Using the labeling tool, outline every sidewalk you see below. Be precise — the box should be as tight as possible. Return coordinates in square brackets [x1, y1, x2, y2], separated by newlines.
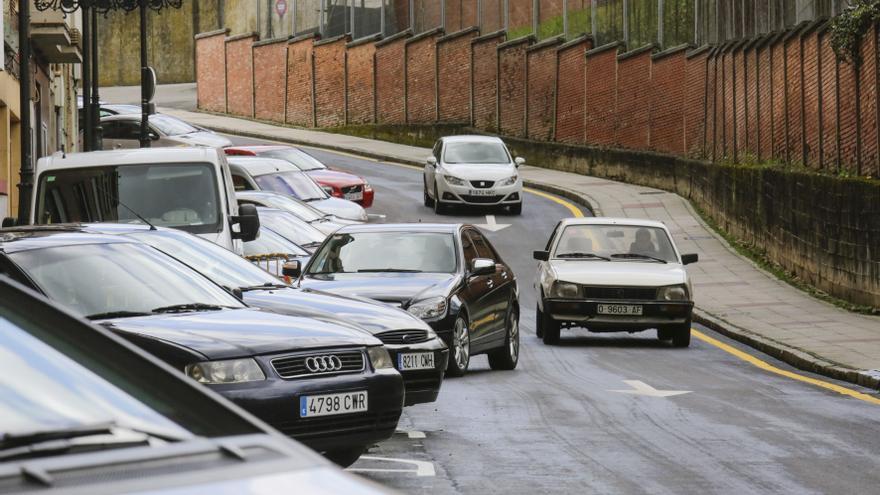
[159, 105, 880, 390]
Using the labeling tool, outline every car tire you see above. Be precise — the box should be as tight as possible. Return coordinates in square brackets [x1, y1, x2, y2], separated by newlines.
[433, 184, 445, 215]
[446, 314, 470, 377]
[671, 319, 692, 348]
[657, 328, 674, 341]
[541, 308, 560, 345]
[488, 306, 519, 370]
[535, 304, 545, 338]
[324, 447, 364, 467]
[423, 179, 434, 207]
[509, 202, 522, 215]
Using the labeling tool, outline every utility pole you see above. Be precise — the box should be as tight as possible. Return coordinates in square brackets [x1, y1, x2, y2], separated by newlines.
[17, 0, 32, 223]
[82, 5, 92, 152]
[139, 2, 150, 148]
[90, 8, 100, 150]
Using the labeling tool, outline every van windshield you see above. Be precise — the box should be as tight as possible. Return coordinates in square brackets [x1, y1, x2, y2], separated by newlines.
[35, 163, 222, 234]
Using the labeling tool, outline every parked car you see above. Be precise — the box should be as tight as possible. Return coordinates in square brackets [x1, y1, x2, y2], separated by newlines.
[424, 135, 524, 215]
[86, 223, 449, 407]
[0, 227, 404, 466]
[93, 103, 218, 133]
[244, 226, 312, 271]
[533, 217, 698, 346]
[0, 275, 393, 494]
[28, 147, 259, 254]
[298, 223, 519, 377]
[228, 156, 368, 222]
[256, 207, 327, 253]
[238, 190, 358, 235]
[226, 145, 374, 207]
[100, 113, 232, 149]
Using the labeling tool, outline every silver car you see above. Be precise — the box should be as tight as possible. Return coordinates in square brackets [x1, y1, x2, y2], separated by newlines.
[100, 113, 232, 149]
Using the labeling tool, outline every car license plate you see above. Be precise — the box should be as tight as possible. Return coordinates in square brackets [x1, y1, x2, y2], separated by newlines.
[398, 352, 435, 371]
[344, 191, 363, 201]
[299, 391, 368, 418]
[597, 304, 644, 316]
[467, 189, 496, 196]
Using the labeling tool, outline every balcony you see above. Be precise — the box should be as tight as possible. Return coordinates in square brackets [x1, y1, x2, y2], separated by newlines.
[29, 5, 81, 63]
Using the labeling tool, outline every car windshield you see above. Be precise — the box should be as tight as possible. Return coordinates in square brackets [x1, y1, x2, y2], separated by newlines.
[254, 171, 327, 201]
[244, 227, 309, 258]
[127, 230, 280, 289]
[148, 114, 199, 136]
[257, 209, 326, 247]
[9, 242, 244, 318]
[308, 232, 457, 274]
[35, 163, 222, 235]
[444, 142, 510, 164]
[553, 224, 678, 263]
[260, 148, 327, 171]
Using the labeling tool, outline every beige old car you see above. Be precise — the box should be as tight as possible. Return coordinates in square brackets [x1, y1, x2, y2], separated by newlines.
[533, 217, 698, 347]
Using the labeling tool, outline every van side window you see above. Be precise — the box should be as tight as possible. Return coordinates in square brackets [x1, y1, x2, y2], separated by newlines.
[232, 174, 252, 191]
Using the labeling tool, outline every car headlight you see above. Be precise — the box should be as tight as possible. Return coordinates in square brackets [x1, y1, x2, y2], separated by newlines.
[443, 175, 466, 186]
[186, 359, 265, 384]
[552, 281, 580, 298]
[367, 346, 394, 369]
[658, 285, 689, 301]
[407, 297, 448, 320]
[498, 175, 518, 186]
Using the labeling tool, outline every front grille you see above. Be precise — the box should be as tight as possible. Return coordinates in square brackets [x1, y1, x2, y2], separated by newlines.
[460, 194, 505, 204]
[271, 350, 365, 379]
[341, 185, 363, 195]
[582, 286, 658, 300]
[376, 329, 430, 345]
[272, 410, 402, 441]
[470, 180, 495, 189]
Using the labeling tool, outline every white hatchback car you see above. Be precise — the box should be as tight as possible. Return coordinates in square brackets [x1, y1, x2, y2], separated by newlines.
[423, 135, 524, 214]
[534, 217, 699, 347]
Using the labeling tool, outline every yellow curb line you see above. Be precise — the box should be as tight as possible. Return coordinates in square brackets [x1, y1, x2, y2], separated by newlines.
[523, 187, 583, 218]
[692, 329, 880, 406]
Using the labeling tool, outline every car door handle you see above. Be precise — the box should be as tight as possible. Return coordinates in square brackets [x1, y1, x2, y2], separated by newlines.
[487, 279, 494, 288]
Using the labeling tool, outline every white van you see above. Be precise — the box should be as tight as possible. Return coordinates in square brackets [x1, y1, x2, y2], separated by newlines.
[29, 147, 259, 253]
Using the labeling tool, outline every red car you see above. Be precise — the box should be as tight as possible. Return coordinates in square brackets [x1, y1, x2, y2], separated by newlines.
[225, 145, 374, 207]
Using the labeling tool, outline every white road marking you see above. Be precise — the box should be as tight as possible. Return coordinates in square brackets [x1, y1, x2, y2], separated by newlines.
[348, 456, 436, 477]
[406, 430, 426, 439]
[475, 215, 511, 232]
[610, 380, 692, 397]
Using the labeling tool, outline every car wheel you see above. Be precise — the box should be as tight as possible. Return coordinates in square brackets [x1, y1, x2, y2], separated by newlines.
[657, 328, 674, 341]
[446, 315, 470, 377]
[423, 179, 434, 207]
[489, 306, 519, 370]
[671, 318, 692, 348]
[433, 184, 445, 214]
[509, 202, 522, 215]
[324, 447, 364, 467]
[541, 309, 560, 345]
[535, 303, 545, 338]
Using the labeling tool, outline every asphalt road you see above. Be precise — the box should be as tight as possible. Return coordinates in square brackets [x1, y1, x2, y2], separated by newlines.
[226, 134, 880, 494]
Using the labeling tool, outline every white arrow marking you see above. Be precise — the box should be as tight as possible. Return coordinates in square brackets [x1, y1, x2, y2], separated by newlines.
[348, 456, 436, 477]
[610, 380, 692, 398]
[475, 215, 511, 232]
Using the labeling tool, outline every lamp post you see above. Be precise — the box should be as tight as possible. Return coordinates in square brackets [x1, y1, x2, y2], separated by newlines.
[17, 0, 32, 224]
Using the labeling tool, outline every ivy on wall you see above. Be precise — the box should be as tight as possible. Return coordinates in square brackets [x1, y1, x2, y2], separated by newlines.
[830, 0, 880, 66]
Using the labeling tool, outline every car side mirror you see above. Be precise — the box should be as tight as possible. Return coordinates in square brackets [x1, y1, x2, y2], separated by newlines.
[227, 287, 244, 300]
[681, 253, 699, 265]
[533, 250, 549, 261]
[231, 203, 260, 242]
[470, 258, 495, 276]
[2, 217, 17, 228]
[282, 260, 302, 279]
[514, 157, 525, 167]
[426, 156, 437, 167]
[148, 131, 160, 140]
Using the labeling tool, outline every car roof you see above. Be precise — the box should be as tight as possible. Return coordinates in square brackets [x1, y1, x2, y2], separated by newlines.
[440, 135, 505, 144]
[102, 104, 142, 114]
[558, 217, 668, 229]
[0, 226, 138, 254]
[36, 147, 221, 171]
[226, 145, 292, 153]
[227, 156, 299, 176]
[335, 223, 464, 234]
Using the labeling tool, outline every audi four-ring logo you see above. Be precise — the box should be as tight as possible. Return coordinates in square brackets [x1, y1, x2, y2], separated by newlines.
[305, 355, 344, 373]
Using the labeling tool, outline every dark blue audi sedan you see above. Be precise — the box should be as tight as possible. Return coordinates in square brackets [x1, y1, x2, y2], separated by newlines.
[0, 227, 403, 467]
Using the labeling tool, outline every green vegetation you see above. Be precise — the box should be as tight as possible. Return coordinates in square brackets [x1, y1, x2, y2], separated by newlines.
[830, 0, 880, 66]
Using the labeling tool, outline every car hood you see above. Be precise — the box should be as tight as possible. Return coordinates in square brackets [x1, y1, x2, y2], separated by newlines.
[308, 197, 368, 221]
[102, 308, 379, 360]
[549, 260, 688, 288]
[440, 163, 517, 181]
[243, 287, 433, 335]
[170, 131, 233, 148]
[306, 169, 363, 187]
[299, 273, 459, 307]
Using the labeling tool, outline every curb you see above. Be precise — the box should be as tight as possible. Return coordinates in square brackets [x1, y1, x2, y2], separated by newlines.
[196, 117, 880, 392]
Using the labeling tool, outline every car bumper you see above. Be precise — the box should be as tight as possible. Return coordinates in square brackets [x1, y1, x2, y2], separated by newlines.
[544, 299, 693, 330]
[385, 339, 449, 406]
[211, 368, 403, 453]
[439, 181, 522, 206]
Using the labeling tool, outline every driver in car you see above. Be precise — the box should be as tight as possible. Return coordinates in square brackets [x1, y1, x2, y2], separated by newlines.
[629, 228, 658, 257]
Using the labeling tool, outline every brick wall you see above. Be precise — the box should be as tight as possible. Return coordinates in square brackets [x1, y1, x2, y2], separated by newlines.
[616, 47, 653, 150]
[858, 25, 879, 176]
[286, 34, 316, 127]
[584, 43, 620, 147]
[745, 42, 759, 159]
[471, 31, 506, 130]
[437, 28, 479, 123]
[819, 29, 838, 169]
[526, 37, 563, 141]
[554, 36, 592, 144]
[802, 30, 821, 169]
[346, 36, 379, 125]
[508, 0, 533, 30]
[375, 31, 411, 124]
[497, 37, 532, 137]
[757, 41, 773, 160]
[650, 47, 687, 155]
[195, 30, 228, 113]
[253, 39, 287, 123]
[785, 33, 804, 166]
[225, 33, 257, 117]
[314, 36, 349, 128]
[406, 29, 443, 123]
[771, 39, 787, 161]
[733, 46, 747, 159]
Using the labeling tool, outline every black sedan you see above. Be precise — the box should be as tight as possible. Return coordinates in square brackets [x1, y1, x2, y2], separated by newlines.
[0, 227, 403, 467]
[86, 223, 449, 406]
[297, 224, 520, 377]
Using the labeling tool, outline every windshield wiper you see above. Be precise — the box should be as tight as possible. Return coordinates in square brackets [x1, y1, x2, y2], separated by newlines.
[610, 253, 668, 264]
[357, 268, 423, 273]
[86, 310, 153, 320]
[239, 283, 289, 292]
[151, 303, 228, 314]
[556, 252, 610, 261]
